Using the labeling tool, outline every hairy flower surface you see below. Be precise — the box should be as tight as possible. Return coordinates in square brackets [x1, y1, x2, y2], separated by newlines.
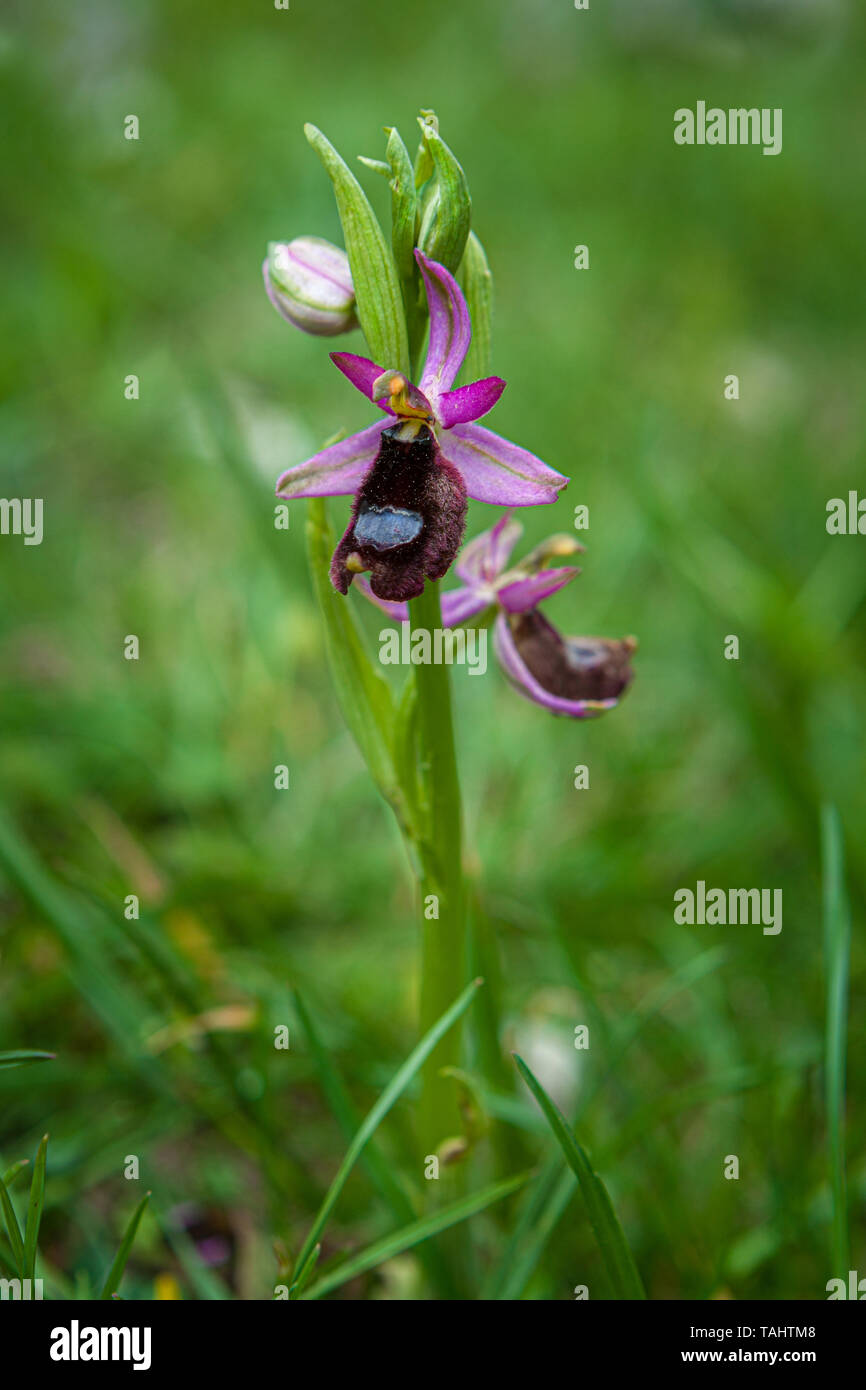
[359, 513, 635, 717]
[276, 252, 567, 601]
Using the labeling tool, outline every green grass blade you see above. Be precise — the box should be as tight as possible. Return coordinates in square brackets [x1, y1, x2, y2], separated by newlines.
[499, 1166, 578, 1302]
[301, 1171, 530, 1301]
[0, 811, 162, 1082]
[0, 1050, 56, 1069]
[489, 949, 727, 1300]
[292, 988, 407, 1207]
[514, 1054, 646, 1300]
[22, 1133, 48, 1280]
[0, 1172, 26, 1276]
[291, 977, 482, 1288]
[291, 988, 457, 1299]
[491, 1059, 776, 1301]
[1, 1160, 30, 1189]
[99, 1192, 151, 1299]
[483, 1155, 568, 1300]
[821, 803, 851, 1277]
[288, 1243, 320, 1299]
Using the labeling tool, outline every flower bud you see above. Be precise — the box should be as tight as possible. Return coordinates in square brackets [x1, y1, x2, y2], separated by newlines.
[263, 236, 357, 336]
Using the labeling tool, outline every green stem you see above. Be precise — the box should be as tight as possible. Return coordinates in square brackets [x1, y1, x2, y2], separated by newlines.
[409, 580, 467, 1155]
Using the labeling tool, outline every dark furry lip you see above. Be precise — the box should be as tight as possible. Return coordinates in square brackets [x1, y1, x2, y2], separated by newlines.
[509, 611, 635, 702]
[330, 422, 467, 603]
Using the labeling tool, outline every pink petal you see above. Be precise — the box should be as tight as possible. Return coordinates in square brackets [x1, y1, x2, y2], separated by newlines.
[415, 251, 471, 401]
[330, 352, 394, 412]
[493, 614, 617, 719]
[353, 577, 409, 621]
[275, 421, 386, 499]
[496, 567, 580, 614]
[437, 376, 506, 428]
[441, 422, 568, 506]
[456, 513, 523, 584]
[441, 585, 495, 627]
[355, 577, 491, 628]
[275, 238, 353, 299]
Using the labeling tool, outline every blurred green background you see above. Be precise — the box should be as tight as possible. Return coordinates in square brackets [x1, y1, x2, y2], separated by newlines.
[1, 0, 863, 1299]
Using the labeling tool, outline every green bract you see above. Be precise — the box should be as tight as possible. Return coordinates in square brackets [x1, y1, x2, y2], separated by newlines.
[304, 123, 410, 375]
[415, 115, 471, 274]
[459, 230, 493, 380]
[384, 126, 417, 283]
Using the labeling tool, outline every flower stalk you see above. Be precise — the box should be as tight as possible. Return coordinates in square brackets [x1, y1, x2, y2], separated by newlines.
[409, 579, 467, 1154]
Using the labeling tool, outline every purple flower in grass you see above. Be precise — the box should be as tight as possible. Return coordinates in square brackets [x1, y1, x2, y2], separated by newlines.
[359, 513, 636, 718]
[276, 251, 568, 602]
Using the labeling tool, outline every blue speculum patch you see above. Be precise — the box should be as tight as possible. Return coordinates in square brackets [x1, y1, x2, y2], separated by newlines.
[353, 504, 424, 552]
[565, 639, 606, 670]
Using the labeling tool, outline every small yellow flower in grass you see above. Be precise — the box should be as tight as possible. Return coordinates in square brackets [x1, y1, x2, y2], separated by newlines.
[153, 1273, 182, 1300]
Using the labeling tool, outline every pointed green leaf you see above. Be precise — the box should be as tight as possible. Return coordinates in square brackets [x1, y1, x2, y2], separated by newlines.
[23, 1133, 48, 1281]
[301, 1170, 530, 1300]
[289, 1242, 320, 1298]
[416, 117, 471, 274]
[1, 1160, 29, 1189]
[486, 1159, 572, 1301]
[292, 988, 414, 1223]
[514, 1054, 646, 1299]
[0, 811, 161, 1080]
[459, 231, 493, 381]
[0, 1172, 25, 1276]
[292, 978, 483, 1287]
[413, 109, 437, 188]
[292, 985, 456, 1298]
[100, 1192, 151, 1299]
[305, 123, 409, 374]
[384, 127, 418, 283]
[357, 156, 391, 177]
[488, 946, 730, 1300]
[0, 1049, 56, 1069]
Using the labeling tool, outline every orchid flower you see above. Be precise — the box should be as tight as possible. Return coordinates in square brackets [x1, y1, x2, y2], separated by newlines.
[275, 251, 568, 602]
[359, 513, 636, 718]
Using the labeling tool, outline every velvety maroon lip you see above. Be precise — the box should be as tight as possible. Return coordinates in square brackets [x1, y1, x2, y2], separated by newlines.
[329, 423, 467, 603]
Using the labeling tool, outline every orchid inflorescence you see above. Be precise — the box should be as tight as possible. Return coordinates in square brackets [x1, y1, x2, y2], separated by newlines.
[263, 113, 635, 718]
[260, 111, 637, 1165]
